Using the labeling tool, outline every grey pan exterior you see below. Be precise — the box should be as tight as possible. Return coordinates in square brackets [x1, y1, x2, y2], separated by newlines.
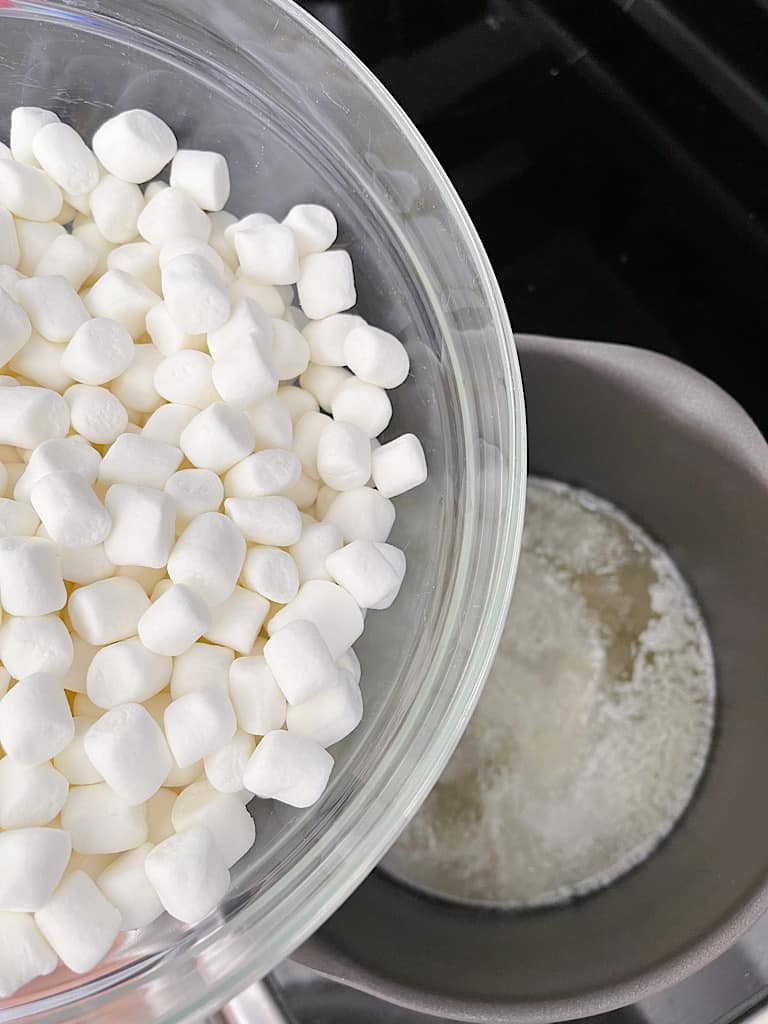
[295, 333, 768, 1022]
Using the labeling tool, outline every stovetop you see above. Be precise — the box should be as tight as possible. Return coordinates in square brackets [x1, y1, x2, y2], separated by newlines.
[259, 3, 768, 1022]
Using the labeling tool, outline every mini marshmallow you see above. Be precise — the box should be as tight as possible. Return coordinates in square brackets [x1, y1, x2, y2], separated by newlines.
[0, 160, 62, 221]
[228, 656, 286, 735]
[30, 471, 111, 547]
[314, 484, 339, 520]
[297, 250, 355, 320]
[230, 279, 287, 319]
[50, 533, 115, 587]
[293, 410, 331, 478]
[234, 223, 299, 286]
[207, 297, 272, 360]
[103, 484, 176, 568]
[331, 378, 392, 438]
[203, 586, 269, 654]
[145, 300, 205, 356]
[161, 252, 229, 334]
[15, 275, 88, 343]
[264, 619, 339, 705]
[96, 843, 163, 930]
[287, 673, 363, 747]
[14, 436, 100, 502]
[138, 584, 211, 656]
[9, 332, 73, 392]
[164, 686, 237, 767]
[243, 730, 333, 807]
[267, 580, 364, 660]
[0, 207, 20, 268]
[142, 402, 198, 445]
[92, 109, 177, 184]
[61, 783, 147, 854]
[0, 537, 67, 616]
[337, 647, 361, 686]
[344, 324, 409, 389]
[0, 288, 32, 365]
[323, 486, 395, 543]
[249, 394, 294, 451]
[144, 180, 168, 200]
[146, 788, 176, 844]
[168, 511, 246, 605]
[85, 271, 160, 341]
[116, 564, 167, 594]
[171, 642, 234, 699]
[172, 782, 255, 867]
[0, 828, 71, 912]
[224, 448, 301, 499]
[31, 122, 99, 196]
[316, 420, 371, 491]
[165, 468, 223, 523]
[15, 219, 66, 276]
[53, 717, 102, 785]
[107, 241, 161, 292]
[212, 335, 277, 410]
[371, 432, 428, 497]
[84, 703, 172, 805]
[60, 637, 99, 693]
[0, 674, 72, 766]
[34, 870, 121, 974]
[86, 638, 171, 708]
[207, 209, 238, 265]
[0, 759, 69, 829]
[144, 824, 229, 924]
[302, 313, 364, 366]
[285, 471, 319, 509]
[0, 267, 24, 302]
[179, 402, 255, 474]
[225, 495, 302, 546]
[0, 497, 39, 538]
[65, 384, 129, 444]
[241, 546, 299, 604]
[204, 731, 256, 793]
[283, 204, 337, 256]
[272, 318, 310, 380]
[154, 349, 216, 408]
[0, 912, 58, 998]
[89, 174, 144, 243]
[170, 149, 230, 212]
[10, 107, 60, 164]
[290, 521, 343, 583]
[68, 576, 150, 645]
[61, 317, 134, 385]
[138, 186, 210, 247]
[279, 384, 319, 424]
[158, 236, 229, 280]
[34, 233, 99, 291]
[100, 432, 182, 489]
[299, 364, 352, 412]
[0, 614, 73, 679]
[326, 541, 405, 609]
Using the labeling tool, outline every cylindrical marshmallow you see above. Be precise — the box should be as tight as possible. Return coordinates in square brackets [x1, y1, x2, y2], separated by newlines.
[84, 703, 172, 805]
[241, 545, 299, 604]
[103, 484, 176, 568]
[282, 204, 337, 256]
[287, 673, 363, 748]
[85, 271, 160, 341]
[138, 584, 212, 656]
[170, 149, 230, 212]
[331, 378, 392, 438]
[31, 122, 99, 196]
[297, 250, 355, 320]
[92, 110, 177, 184]
[90, 174, 145, 243]
[0, 673, 73, 766]
[224, 495, 302, 547]
[344, 323, 409, 389]
[30, 471, 111, 548]
[61, 317, 134, 385]
[96, 843, 163, 930]
[86, 638, 171, 708]
[302, 313, 364, 366]
[323, 486, 396, 543]
[0, 758, 69, 829]
[164, 468, 223, 523]
[167, 512, 246, 605]
[65, 384, 129, 444]
[163, 687, 237, 767]
[15, 275, 88, 343]
[179, 402, 255, 474]
[267, 579, 364, 660]
[61, 783, 147, 854]
[0, 827, 71, 912]
[138, 186, 210, 247]
[263, 619, 339, 705]
[243, 730, 333, 807]
[228, 656, 286, 735]
[203, 586, 269, 654]
[223, 448, 301, 498]
[161, 253, 229, 334]
[144, 824, 229, 924]
[0, 536, 67, 616]
[0, 160, 62, 221]
[170, 642, 234, 700]
[316, 420, 371, 491]
[290, 521, 343, 583]
[0, 613, 73, 679]
[234, 223, 299, 286]
[68, 576, 150, 645]
[204, 731, 256, 794]
[371, 432, 428, 497]
[272, 318, 310, 380]
[171, 782, 255, 867]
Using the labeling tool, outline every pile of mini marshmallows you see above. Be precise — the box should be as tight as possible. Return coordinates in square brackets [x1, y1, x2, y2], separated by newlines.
[0, 107, 426, 997]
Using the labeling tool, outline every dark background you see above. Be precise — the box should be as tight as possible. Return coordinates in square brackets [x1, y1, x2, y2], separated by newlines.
[297, 0, 768, 433]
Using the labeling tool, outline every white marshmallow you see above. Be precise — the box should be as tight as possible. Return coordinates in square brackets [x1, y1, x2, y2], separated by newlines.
[267, 579, 364, 659]
[297, 250, 355, 320]
[68, 576, 150, 645]
[0, 160, 62, 221]
[212, 335, 277, 410]
[138, 583, 211, 656]
[225, 495, 302, 547]
[0, 497, 39, 538]
[0, 758, 69, 829]
[302, 313, 364, 366]
[228, 656, 286, 735]
[283, 204, 337, 256]
[206, 297, 271, 360]
[142, 402, 197, 445]
[86, 638, 171, 708]
[171, 642, 234, 699]
[0, 613, 73, 679]
[145, 300, 205, 356]
[234, 223, 299, 285]
[224, 449, 300, 500]
[168, 511, 246, 605]
[204, 731, 256, 793]
[84, 703, 171, 805]
[230, 277, 286, 315]
[34, 233, 99, 291]
[92, 109, 177, 184]
[293, 410, 331, 478]
[86, 270, 160, 341]
[14, 436, 100, 502]
[164, 468, 223, 523]
[30, 471, 111, 548]
[45, 536, 112, 591]
[316, 420, 371, 491]
[144, 824, 229, 924]
[0, 911, 58, 998]
[323, 486, 395, 542]
[0, 673, 72, 766]
[243, 730, 333, 807]
[61, 783, 147, 854]
[161, 252, 229, 334]
[164, 687, 237, 767]
[272, 318, 310, 380]
[158, 235, 229, 281]
[138, 186, 210, 247]
[143, 180, 168, 200]
[249, 394, 293, 451]
[61, 317, 134, 385]
[107, 241, 161, 292]
[103, 483, 176, 569]
[179, 402, 255, 474]
[116, 564, 167, 594]
[338, 647, 361, 685]
[15, 275, 88, 343]
[31, 122, 99, 195]
[154, 349, 216, 408]
[9, 331, 73, 391]
[65, 384, 129, 444]
[203, 586, 269, 654]
[279, 384, 319, 424]
[207, 210, 238, 266]
[172, 782, 255, 867]
[89, 174, 144, 243]
[0, 287, 32, 365]
[99, 433, 181, 491]
[345, 323, 409, 389]
[14, 219, 65, 275]
[287, 673, 363, 747]
[35, 870, 121, 974]
[371, 432, 428, 497]
[96, 843, 163, 930]
[264, 619, 339, 705]
[241, 546, 299, 604]
[0, 206, 20, 268]
[290, 521, 343, 583]
[53, 717, 102, 785]
[299, 364, 352, 413]
[170, 150, 230, 212]
[146, 787, 176, 843]
[332, 378, 392, 438]
[0, 267, 24, 302]
[326, 540, 405, 610]
[314, 484, 338, 520]
[59, 637, 99, 693]
[224, 213, 276, 243]
[0, 537, 67, 616]
[0, 828, 71, 911]
[10, 107, 60, 164]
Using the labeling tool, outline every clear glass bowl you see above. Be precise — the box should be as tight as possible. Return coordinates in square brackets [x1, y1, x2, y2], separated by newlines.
[0, 2, 526, 1020]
